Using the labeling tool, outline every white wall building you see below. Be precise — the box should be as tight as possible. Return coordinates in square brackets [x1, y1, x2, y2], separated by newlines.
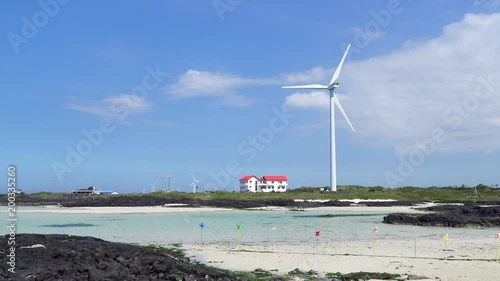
[239, 175, 288, 192]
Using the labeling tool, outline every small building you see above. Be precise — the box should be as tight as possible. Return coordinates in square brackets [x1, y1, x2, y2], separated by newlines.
[11, 188, 23, 194]
[99, 190, 120, 195]
[73, 186, 100, 195]
[239, 175, 288, 192]
[239, 175, 260, 192]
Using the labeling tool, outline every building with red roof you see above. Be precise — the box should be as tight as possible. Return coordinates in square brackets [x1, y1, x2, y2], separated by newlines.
[239, 175, 288, 192]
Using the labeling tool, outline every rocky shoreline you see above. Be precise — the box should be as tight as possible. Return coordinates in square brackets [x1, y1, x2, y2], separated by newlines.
[383, 202, 500, 227]
[0, 193, 424, 209]
[0, 234, 271, 281]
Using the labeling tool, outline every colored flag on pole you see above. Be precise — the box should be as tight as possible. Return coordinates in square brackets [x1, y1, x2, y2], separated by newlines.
[236, 224, 241, 230]
[496, 233, 499, 263]
[443, 234, 449, 242]
[272, 226, 277, 231]
[199, 222, 205, 249]
[372, 226, 378, 255]
[314, 231, 320, 255]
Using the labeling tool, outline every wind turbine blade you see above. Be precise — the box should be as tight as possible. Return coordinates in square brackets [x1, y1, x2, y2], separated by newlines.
[282, 84, 328, 89]
[333, 94, 355, 132]
[191, 173, 195, 181]
[329, 44, 351, 86]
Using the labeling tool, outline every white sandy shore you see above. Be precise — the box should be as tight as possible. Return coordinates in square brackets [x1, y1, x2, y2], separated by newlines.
[18, 206, 234, 214]
[255, 205, 429, 214]
[184, 238, 500, 281]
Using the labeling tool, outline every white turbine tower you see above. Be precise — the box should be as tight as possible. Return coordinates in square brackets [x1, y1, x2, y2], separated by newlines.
[149, 182, 156, 193]
[191, 174, 201, 193]
[282, 44, 355, 192]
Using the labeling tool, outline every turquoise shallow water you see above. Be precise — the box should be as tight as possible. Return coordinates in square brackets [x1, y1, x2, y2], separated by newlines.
[5, 207, 500, 247]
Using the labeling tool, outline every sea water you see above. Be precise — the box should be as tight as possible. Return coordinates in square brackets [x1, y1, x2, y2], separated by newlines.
[5, 207, 500, 249]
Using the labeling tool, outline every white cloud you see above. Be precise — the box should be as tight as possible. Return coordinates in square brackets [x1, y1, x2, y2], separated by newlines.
[283, 13, 500, 155]
[280, 67, 330, 85]
[164, 69, 271, 107]
[485, 117, 500, 126]
[67, 94, 153, 124]
[474, 0, 500, 9]
[165, 70, 250, 98]
[102, 95, 151, 113]
[163, 68, 331, 107]
[284, 92, 329, 109]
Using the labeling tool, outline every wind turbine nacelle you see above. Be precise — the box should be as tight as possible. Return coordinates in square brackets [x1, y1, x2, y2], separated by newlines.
[328, 82, 340, 90]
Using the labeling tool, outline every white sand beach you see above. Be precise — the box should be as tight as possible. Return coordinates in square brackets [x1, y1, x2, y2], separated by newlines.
[185, 238, 500, 281]
[19, 206, 234, 214]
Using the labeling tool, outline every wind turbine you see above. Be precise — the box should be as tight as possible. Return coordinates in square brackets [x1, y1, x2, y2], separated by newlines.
[191, 174, 201, 193]
[471, 177, 479, 197]
[282, 44, 355, 192]
[149, 182, 157, 193]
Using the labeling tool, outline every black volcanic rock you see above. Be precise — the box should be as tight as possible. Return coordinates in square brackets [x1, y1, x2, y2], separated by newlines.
[0, 193, 430, 210]
[1, 193, 361, 209]
[0, 234, 247, 281]
[383, 204, 500, 227]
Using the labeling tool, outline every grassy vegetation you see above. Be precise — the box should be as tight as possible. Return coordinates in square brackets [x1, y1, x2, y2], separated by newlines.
[27, 192, 67, 199]
[143, 184, 500, 202]
[144, 243, 188, 262]
[15, 184, 500, 203]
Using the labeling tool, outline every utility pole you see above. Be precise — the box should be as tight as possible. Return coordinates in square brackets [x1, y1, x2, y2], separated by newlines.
[168, 175, 171, 192]
[162, 174, 165, 191]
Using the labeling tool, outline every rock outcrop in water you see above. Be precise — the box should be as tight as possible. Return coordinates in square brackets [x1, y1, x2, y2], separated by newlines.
[383, 203, 500, 227]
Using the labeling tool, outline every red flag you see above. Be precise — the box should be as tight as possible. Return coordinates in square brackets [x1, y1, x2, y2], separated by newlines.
[373, 226, 378, 233]
[315, 231, 320, 237]
[496, 233, 500, 239]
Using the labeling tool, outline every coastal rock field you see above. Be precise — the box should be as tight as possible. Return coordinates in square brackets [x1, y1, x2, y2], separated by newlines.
[0, 234, 246, 281]
[383, 203, 500, 227]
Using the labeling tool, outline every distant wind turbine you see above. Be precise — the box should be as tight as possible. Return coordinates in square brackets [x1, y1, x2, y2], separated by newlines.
[471, 177, 479, 196]
[282, 44, 355, 192]
[191, 174, 201, 193]
[149, 182, 157, 193]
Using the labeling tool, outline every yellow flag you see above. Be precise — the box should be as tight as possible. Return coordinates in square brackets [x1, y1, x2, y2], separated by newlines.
[443, 234, 449, 242]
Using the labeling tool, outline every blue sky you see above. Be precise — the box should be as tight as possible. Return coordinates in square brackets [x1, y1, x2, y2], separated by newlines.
[1, 0, 500, 193]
